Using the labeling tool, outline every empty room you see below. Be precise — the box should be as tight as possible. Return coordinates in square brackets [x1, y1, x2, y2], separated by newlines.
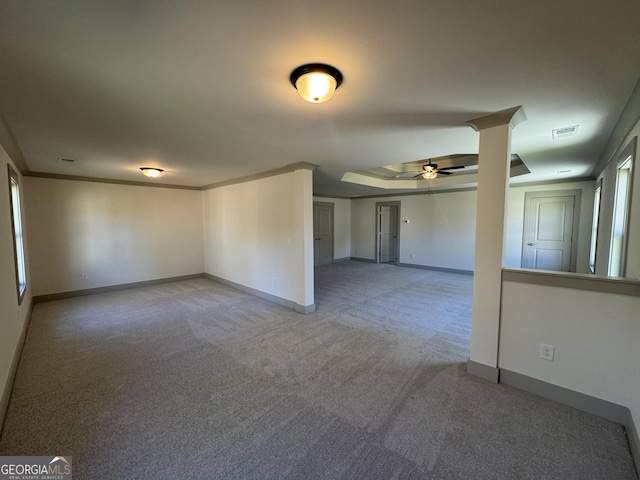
[1, 1, 640, 479]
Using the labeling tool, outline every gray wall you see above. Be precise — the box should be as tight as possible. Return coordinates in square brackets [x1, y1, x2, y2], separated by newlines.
[0, 145, 32, 430]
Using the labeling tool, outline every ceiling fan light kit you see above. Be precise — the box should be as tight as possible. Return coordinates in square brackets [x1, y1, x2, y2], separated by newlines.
[414, 161, 465, 180]
[290, 63, 343, 103]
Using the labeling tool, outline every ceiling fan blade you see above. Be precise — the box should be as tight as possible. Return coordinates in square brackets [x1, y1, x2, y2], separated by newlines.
[438, 165, 465, 171]
[413, 173, 424, 178]
[438, 171, 452, 175]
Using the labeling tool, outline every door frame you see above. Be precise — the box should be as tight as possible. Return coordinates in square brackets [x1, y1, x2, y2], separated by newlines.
[313, 201, 334, 266]
[375, 201, 401, 264]
[521, 189, 581, 272]
[607, 141, 635, 277]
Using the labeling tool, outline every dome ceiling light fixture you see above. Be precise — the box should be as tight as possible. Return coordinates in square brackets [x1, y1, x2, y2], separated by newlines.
[140, 167, 164, 178]
[290, 63, 343, 103]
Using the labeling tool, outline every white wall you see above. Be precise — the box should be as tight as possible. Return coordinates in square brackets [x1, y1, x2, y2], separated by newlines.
[350, 198, 376, 260]
[350, 191, 478, 270]
[203, 169, 314, 309]
[349, 181, 594, 273]
[25, 177, 204, 296]
[0, 145, 32, 428]
[504, 180, 595, 273]
[499, 281, 640, 428]
[313, 196, 351, 260]
[499, 120, 640, 442]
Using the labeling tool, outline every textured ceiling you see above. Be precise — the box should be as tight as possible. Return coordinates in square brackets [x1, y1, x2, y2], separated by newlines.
[1, 0, 639, 196]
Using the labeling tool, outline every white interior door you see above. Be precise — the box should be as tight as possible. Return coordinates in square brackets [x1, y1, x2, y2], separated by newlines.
[379, 205, 398, 263]
[313, 204, 333, 266]
[523, 194, 575, 271]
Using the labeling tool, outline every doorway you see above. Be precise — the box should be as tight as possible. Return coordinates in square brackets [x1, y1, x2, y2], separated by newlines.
[522, 190, 581, 272]
[313, 202, 334, 266]
[376, 202, 400, 264]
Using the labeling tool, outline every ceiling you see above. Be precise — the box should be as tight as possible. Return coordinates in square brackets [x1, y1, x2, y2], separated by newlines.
[1, 0, 639, 197]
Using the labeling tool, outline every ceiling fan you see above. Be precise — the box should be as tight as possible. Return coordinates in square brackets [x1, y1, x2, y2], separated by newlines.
[412, 161, 465, 179]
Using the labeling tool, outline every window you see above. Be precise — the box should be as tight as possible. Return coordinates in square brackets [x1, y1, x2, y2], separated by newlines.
[608, 155, 633, 277]
[589, 180, 602, 273]
[8, 165, 27, 303]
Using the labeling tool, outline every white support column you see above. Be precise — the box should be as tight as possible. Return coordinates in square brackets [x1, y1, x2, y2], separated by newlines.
[466, 106, 526, 382]
[295, 166, 316, 313]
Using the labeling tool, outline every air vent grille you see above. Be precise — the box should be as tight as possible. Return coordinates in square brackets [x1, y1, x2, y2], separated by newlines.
[552, 125, 579, 139]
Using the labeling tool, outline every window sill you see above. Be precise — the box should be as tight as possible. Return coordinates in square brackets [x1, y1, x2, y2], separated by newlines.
[502, 268, 640, 297]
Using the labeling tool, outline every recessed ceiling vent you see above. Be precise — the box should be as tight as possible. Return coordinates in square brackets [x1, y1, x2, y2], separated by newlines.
[552, 125, 579, 139]
[59, 158, 76, 164]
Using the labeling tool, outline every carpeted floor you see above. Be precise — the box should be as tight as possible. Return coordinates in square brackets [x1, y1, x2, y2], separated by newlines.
[0, 261, 637, 479]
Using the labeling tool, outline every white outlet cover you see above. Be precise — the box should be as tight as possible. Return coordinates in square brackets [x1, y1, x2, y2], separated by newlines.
[540, 344, 554, 361]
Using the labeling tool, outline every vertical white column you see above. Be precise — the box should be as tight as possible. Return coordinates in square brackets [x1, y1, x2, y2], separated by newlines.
[467, 106, 525, 382]
[293, 164, 316, 313]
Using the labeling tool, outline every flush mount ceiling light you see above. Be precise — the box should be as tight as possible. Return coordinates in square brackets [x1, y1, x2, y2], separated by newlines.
[290, 63, 343, 103]
[140, 167, 164, 178]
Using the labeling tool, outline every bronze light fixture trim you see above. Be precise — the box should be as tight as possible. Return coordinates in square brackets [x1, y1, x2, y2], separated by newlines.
[290, 63, 343, 103]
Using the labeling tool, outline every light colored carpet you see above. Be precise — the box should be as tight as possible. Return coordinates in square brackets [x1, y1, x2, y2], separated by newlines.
[0, 261, 637, 479]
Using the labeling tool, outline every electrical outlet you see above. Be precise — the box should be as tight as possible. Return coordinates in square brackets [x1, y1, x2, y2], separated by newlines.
[410, 253, 415, 259]
[540, 344, 554, 361]
[272, 277, 277, 287]
[81, 273, 88, 280]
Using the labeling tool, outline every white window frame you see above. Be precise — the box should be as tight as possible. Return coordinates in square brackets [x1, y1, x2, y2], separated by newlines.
[589, 179, 602, 274]
[608, 151, 634, 277]
[8, 164, 27, 304]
